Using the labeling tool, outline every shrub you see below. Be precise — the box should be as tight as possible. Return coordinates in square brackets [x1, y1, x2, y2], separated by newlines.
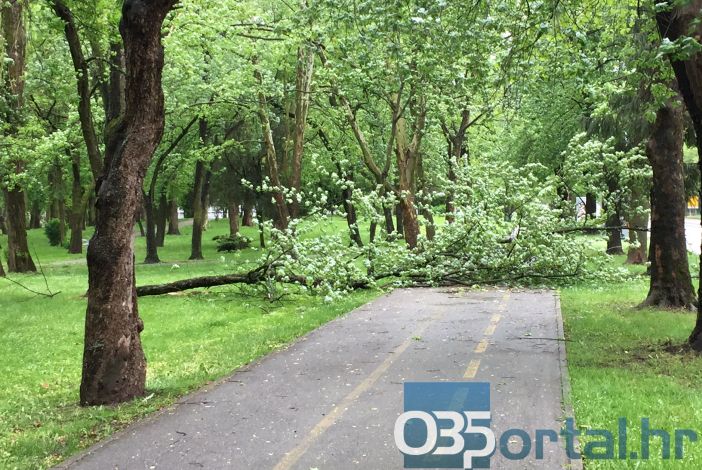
[215, 233, 252, 252]
[44, 219, 62, 246]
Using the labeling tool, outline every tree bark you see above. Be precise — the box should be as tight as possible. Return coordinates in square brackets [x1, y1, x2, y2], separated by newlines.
[190, 155, 211, 260]
[440, 110, 472, 223]
[29, 201, 41, 229]
[254, 65, 290, 231]
[289, 45, 315, 218]
[393, 94, 426, 249]
[1, 0, 36, 273]
[143, 191, 160, 264]
[81, 0, 175, 406]
[641, 96, 695, 309]
[585, 193, 597, 219]
[51, 0, 104, 180]
[68, 150, 90, 254]
[657, 0, 702, 347]
[228, 196, 240, 236]
[626, 188, 649, 265]
[605, 179, 624, 255]
[242, 202, 254, 227]
[167, 198, 180, 235]
[0, 244, 5, 277]
[156, 193, 168, 247]
[4, 186, 36, 272]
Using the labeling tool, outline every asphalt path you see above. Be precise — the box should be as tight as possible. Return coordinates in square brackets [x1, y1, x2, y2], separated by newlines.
[58, 288, 578, 470]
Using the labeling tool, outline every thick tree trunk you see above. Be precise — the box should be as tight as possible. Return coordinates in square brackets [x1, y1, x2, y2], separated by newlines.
[641, 97, 695, 309]
[657, 0, 702, 347]
[81, 0, 174, 406]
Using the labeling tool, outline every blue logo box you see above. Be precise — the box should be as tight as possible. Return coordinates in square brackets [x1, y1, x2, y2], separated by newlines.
[401, 382, 492, 468]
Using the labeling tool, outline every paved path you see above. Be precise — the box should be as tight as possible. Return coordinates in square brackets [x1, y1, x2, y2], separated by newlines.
[58, 288, 577, 470]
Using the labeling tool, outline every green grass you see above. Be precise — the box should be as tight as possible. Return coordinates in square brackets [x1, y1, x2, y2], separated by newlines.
[0, 218, 384, 469]
[561, 250, 702, 469]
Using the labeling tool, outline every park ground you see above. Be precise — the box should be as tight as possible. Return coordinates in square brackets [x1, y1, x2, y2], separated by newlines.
[1, 219, 702, 468]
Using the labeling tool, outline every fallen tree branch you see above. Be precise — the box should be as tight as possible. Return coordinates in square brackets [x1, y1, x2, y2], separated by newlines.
[136, 268, 373, 297]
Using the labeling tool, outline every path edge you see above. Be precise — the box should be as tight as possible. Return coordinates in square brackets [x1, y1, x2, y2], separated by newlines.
[555, 291, 583, 470]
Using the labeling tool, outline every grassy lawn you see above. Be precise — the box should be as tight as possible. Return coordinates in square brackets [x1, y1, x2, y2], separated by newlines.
[561, 249, 702, 469]
[0, 218, 384, 469]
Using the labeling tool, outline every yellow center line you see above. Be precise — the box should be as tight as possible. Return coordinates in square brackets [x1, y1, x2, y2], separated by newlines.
[464, 359, 481, 379]
[272, 310, 444, 470]
[464, 291, 511, 379]
[474, 338, 490, 353]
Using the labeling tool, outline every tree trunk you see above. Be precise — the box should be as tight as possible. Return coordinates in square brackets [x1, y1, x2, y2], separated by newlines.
[52, 0, 104, 180]
[4, 187, 36, 273]
[383, 205, 395, 234]
[29, 201, 41, 229]
[289, 45, 314, 218]
[395, 203, 405, 238]
[341, 181, 363, 247]
[81, 0, 174, 406]
[605, 180, 624, 255]
[242, 202, 254, 227]
[1, 0, 35, 273]
[585, 193, 597, 219]
[657, 0, 702, 347]
[626, 188, 649, 265]
[440, 110, 471, 224]
[143, 192, 160, 264]
[228, 197, 240, 236]
[641, 96, 695, 309]
[0, 245, 5, 277]
[254, 65, 290, 231]
[156, 193, 168, 247]
[167, 198, 180, 235]
[190, 160, 206, 260]
[190, 156, 210, 260]
[68, 151, 87, 254]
